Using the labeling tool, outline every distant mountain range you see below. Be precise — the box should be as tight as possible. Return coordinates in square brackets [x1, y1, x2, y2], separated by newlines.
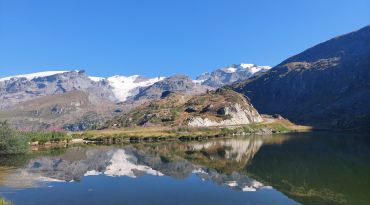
[0, 64, 263, 130]
[0, 64, 265, 110]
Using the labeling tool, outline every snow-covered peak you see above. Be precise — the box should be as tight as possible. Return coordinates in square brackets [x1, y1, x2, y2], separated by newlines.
[219, 63, 271, 75]
[0, 71, 71, 82]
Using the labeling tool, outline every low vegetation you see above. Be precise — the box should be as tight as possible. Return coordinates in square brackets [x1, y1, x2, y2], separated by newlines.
[19, 127, 72, 144]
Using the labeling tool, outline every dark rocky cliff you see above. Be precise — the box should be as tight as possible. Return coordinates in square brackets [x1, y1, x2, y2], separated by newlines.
[232, 25, 370, 130]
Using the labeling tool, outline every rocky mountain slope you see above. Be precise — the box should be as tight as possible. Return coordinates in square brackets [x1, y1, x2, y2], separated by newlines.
[0, 63, 268, 112]
[231, 25, 370, 130]
[0, 72, 213, 130]
[0, 90, 134, 131]
[125, 74, 213, 104]
[195, 64, 271, 87]
[105, 88, 262, 128]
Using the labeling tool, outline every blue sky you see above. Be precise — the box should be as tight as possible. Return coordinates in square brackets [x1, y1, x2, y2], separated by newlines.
[0, 0, 369, 79]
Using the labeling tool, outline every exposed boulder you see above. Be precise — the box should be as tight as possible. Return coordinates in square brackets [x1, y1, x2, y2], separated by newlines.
[186, 103, 263, 127]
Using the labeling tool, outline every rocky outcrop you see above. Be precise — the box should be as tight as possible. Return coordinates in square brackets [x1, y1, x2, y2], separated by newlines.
[232, 25, 370, 130]
[185, 103, 263, 127]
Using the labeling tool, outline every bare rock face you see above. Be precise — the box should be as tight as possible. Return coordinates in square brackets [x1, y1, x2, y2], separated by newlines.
[131, 74, 211, 102]
[186, 103, 263, 127]
[196, 72, 211, 81]
[133, 75, 150, 83]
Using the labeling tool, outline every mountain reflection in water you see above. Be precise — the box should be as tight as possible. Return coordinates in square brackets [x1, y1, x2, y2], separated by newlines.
[3, 136, 273, 192]
[0, 133, 369, 205]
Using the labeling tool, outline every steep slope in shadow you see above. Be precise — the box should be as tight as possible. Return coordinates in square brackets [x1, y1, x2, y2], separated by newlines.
[232, 25, 370, 130]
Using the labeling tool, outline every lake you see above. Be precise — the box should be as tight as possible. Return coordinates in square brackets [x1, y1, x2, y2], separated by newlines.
[0, 132, 369, 205]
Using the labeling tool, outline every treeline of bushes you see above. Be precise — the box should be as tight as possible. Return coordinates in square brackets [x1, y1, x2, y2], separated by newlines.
[0, 121, 30, 155]
[0, 121, 72, 155]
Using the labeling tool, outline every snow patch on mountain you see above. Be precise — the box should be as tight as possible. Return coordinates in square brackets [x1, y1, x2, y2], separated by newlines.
[88, 76, 105, 82]
[105, 75, 165, 102]
[226, 67, 237, 73]
[0, 71, 69, 82]
[193, 79, 206, 84]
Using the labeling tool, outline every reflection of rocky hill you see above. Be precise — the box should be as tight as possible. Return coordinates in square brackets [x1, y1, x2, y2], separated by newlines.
[188, 137, 263, 162]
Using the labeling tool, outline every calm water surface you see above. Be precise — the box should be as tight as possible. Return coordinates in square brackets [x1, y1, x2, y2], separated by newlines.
[0, 132, 369, 205]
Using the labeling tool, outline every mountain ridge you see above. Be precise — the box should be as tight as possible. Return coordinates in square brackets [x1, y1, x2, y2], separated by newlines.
[231, 25, 370, 130]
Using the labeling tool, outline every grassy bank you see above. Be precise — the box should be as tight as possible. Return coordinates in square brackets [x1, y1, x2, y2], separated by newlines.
[72, 118, 308, 142]
[72, 125, 234, 141]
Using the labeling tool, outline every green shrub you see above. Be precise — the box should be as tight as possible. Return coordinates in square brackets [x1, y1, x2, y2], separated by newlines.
[0, 121, 30, 155]
[171, 111, 178, 121]
[38, 138, 48, 144]
[0, 198, 14, 205]
[121, 120, 126, 128]
[216, 114, 232, 120]
[199, 98, 206, 105]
